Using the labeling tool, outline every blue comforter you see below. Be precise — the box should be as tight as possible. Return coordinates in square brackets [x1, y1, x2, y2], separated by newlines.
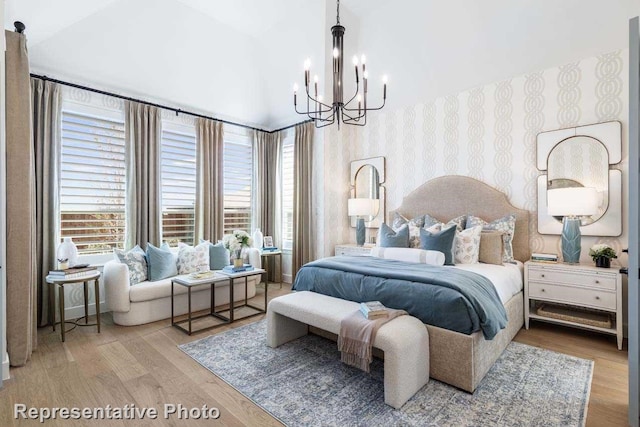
[292, 256, 508, 339]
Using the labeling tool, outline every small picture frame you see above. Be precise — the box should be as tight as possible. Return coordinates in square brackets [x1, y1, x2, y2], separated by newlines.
[263, 236, 274, 248]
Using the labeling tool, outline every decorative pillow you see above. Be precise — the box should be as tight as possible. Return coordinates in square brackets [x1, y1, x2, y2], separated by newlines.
[370, 247, 445, 266]
[479, 232, 505, 265]
[146, 242, 178, 281]
[378, 223, 410, 248]
[466, 214, 516, 262]
[114, 245, 148, 285]
[201, 240, 231, 270]
[392, 213, 424, 248]
[424, 214, 467, 232]
[177, 242, 210, 274]
[419, 225, 456, 265]
[454, 225, 482, 264]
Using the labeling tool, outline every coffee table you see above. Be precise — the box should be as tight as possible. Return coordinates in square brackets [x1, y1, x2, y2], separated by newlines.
[171, 268, 265, 335]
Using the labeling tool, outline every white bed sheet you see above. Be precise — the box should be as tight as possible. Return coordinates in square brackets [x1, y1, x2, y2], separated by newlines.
[451, 261, 524, 304]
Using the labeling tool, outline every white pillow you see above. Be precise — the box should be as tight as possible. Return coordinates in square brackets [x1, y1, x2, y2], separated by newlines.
[177, 242, 210, 274]
[370, 247, 445, 266]
[454, 225, 482, 264]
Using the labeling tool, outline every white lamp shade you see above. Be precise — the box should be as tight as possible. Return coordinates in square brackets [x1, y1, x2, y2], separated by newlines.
[348, 198, 379, 217]
[547, 187, 599, 216]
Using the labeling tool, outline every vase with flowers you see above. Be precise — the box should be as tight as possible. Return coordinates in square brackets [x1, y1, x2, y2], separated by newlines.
[222, 230, 253, 268]
[589, 244, 617, 268]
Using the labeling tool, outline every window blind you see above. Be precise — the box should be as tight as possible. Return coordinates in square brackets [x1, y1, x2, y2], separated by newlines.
[161, 128, 196, 246]
[282, 132, 295, 250]
[60, 110, 126, 255]
[223, 125, 253, 234]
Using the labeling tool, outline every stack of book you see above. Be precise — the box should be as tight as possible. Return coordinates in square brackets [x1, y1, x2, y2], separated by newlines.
[222, 264, 254, 274]
[359, 301, 389, 320]
[531, 253, 558, 263]
[262, 247, 279, 252]
[48, 266, 98, 280]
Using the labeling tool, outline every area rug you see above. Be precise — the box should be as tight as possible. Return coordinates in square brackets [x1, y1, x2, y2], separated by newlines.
[179, 320, 593, 427]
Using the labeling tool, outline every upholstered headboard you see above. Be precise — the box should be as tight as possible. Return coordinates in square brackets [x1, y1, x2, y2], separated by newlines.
[390, 175, 531, 262]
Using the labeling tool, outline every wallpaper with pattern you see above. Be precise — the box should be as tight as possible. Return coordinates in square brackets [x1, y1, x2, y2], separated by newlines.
[320, 50, 628, 267]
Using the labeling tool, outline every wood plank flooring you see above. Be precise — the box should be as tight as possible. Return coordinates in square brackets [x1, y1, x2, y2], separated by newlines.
[0, 285, 629, 426]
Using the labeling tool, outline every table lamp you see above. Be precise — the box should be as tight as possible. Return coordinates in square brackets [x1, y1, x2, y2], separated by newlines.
[348, 198, 379, 246]
[547, 187, 599, 263]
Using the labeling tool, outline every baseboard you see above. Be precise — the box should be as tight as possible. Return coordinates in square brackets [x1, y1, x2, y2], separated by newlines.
[2, 351, 9, 381]
[283, 274, 292, 284]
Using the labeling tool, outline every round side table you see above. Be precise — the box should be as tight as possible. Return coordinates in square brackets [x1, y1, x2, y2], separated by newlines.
[45, 271, 101, 342]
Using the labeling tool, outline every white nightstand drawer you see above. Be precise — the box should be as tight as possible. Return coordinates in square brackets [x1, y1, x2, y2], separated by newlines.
[528, 282, 616, 311]
[527, 267, 616, 291]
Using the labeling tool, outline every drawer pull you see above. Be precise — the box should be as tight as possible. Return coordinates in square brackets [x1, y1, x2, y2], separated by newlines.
[541, 274, 545, 278]
[595, 296, 600, 300]
[541, 288, 545, 292]
[595, 280, 600, 284]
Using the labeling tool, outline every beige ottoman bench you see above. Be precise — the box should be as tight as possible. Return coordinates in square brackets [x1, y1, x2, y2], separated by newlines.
[267, 291, 430, 409]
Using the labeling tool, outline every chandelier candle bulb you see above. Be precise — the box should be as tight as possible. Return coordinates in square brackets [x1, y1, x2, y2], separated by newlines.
[352, 55, 358, 66]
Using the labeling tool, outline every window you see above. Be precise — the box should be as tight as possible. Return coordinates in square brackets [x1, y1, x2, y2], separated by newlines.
[60, 109, 125, 255]
[223, 125, 253, 235]
[161, 126, 196, 246]
[281, 131, 295, 250]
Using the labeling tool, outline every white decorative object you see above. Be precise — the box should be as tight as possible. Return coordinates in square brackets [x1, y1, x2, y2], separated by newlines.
[57, 237, 78, 268]
[253, 228, 264, 249]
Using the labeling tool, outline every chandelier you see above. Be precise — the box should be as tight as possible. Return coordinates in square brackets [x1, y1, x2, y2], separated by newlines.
[293, 0, 387, 129]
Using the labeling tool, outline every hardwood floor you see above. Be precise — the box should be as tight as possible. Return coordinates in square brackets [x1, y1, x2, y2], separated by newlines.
[0, 285, 629, 426]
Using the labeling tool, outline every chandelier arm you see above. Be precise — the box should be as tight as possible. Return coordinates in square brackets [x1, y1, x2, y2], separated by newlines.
[342, 111, 367, 126]
[341, 109, 362, 121]
[342, 82, 360, 109]
[304, 84, 335, 110]
[315, 116, 337, 128]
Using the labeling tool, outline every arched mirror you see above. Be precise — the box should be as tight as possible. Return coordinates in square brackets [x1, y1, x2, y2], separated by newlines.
[537, 121, 622, 237]
[350, 157, 385, 228]
[547, 136, 609, 225]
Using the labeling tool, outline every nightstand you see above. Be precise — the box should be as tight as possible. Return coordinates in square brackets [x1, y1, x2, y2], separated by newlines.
[334, 243, 374, 257]
[524, 261, 623, 350]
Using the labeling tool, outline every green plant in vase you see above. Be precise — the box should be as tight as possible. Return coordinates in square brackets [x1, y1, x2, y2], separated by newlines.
[588, 244, 617, 268]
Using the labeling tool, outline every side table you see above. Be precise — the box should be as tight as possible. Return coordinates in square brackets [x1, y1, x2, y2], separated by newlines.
[45, 271, 101, 342]
[260, 250, 283, 289]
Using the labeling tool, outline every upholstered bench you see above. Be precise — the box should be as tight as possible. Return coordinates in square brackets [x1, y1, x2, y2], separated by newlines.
[267, 291, 430, 409]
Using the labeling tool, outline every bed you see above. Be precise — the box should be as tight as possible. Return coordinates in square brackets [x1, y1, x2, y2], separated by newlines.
[295, 175, 530, 392]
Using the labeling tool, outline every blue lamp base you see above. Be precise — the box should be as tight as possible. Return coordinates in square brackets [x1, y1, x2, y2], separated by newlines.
[561, 217, 581, 264]
[356, 218, 366, 246]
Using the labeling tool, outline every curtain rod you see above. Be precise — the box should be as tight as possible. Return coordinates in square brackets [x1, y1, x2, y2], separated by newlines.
[30, 73, 311, 134]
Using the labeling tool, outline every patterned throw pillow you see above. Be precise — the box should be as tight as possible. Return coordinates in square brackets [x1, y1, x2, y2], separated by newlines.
[424, 214, 467, 232]
[454, 225, 482, 264]
[466, 214, 516, 263]
[114, 245, 148, 285]
[177, 242, 211, 274]
[392, 213, 425, 248]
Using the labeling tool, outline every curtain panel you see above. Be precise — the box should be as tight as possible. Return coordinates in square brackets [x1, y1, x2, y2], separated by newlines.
[5, 30, 37, 366]
[292, 122, 315, 280]
[195, 118, 224, 243]
[124, 101, 162, 249]
[253, 130, 282, 280]
[31, 78, 62, 328]
[253, 131, 282, 244]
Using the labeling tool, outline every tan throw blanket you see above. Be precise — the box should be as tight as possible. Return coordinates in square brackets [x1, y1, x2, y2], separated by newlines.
[338, 309, 407, 372]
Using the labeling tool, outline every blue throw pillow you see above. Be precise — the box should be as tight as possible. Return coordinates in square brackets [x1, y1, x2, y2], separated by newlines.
[420, 225, 456, 265]
[378, 223, 410, 248]
[146, 242, 178, 281]
[200, 239, 230, 270]
[209, 242, 229, 270]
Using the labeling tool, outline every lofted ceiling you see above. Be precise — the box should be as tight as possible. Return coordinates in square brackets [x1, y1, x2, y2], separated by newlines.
[4, 0, 638, 130]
